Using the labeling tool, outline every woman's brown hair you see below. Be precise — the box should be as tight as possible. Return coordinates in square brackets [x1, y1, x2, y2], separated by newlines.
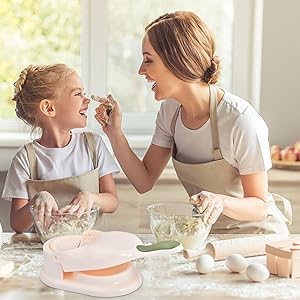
[145, 11, 221, 84]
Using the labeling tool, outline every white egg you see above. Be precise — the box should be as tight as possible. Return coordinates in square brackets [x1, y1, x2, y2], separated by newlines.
[196, 254, 214, 274]
[246, 263, 270, 282]
[225, 253, 248, 273]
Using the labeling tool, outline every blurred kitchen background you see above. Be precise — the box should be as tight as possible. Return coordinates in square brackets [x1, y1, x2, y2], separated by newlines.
[0, 0, 299, 233]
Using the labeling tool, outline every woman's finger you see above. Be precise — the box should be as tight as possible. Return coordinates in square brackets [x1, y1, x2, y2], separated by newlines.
[94, 114, 107, 127]
[197, 195, 210, 213]
[75, 206, 87, 218]
[207, 208, 221, 224]
[203, 199, 215, 223]
[58, 204, 72, 213]
[189, 194, 202, 207]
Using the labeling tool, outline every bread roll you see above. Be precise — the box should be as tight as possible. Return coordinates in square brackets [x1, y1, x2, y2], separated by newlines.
[270, 145, 281, 161]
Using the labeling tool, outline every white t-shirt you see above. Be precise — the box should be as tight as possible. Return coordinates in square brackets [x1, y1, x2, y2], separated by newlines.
[151, 89, 272, 175]
[2, 131, 120, 201]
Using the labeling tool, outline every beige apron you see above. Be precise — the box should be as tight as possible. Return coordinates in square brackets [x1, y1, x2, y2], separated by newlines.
[25, 132, 105, 229]
[171, 85, 290, 234]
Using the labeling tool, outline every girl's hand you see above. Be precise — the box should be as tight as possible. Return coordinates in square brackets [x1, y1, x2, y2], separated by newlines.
[59, 191, 94, 217]
[30, 191, 58, 229]
[189, 191, 223, 225]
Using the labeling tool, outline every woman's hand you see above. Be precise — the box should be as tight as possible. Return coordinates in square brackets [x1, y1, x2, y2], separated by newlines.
[189, 191, 223, 225]
[59, 191, 94, 217]
[94, 97, 122, 136]
[30, 191, 58, 229]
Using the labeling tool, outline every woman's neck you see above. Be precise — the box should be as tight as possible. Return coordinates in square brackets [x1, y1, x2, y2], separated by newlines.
[176, 83, 210, 129]
[175, 83, 223, 130]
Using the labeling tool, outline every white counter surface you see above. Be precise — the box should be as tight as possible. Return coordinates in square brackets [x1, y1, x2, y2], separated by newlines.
[0, 233, 300, 300]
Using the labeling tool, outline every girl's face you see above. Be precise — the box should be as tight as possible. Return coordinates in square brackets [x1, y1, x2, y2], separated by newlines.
[53, 72, 90, 130]
[138, 34, 182, 101]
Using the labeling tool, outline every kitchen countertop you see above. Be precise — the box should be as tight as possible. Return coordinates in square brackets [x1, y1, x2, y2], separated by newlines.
[0, 233, 300, 300]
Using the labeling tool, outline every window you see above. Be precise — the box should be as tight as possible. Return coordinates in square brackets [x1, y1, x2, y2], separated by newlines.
[0, 0, 262, 137]
[85, 0, 235, 135]
[0, 0, 81, 132]
[82, 0, 263, 135]
[107, 0, 233, 114]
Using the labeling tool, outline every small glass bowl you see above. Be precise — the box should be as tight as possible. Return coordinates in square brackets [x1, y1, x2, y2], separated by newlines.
[30, 205, 100, 243]
[147, 202, 212, 250]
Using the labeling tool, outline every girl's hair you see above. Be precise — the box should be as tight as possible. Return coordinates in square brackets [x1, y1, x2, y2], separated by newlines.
[145, 11, 221, 84]
[12, 64, 75, 130]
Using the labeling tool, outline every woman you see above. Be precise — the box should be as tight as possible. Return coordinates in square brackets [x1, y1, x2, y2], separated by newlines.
[96, 11, 290, 234]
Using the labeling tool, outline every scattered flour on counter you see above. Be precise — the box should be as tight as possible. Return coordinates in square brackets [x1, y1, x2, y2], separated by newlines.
[137, 253, 300, 299]
[2, 234, 300, 299]
[1, 242, 43, 278]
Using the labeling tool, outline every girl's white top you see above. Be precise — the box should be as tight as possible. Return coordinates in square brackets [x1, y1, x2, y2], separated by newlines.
[2, 132, 119, 201]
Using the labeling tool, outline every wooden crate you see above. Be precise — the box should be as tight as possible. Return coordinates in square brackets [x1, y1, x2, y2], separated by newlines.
[266, 238, 300, 278]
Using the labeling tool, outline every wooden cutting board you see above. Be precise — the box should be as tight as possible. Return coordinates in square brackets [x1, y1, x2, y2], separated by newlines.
[272, 160, 300, 170]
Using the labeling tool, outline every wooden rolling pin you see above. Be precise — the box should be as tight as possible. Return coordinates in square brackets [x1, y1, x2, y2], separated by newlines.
[183, 234, 288, 260]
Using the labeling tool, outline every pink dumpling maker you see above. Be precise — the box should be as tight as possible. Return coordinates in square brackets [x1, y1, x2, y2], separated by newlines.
[40, 230, 183, 297]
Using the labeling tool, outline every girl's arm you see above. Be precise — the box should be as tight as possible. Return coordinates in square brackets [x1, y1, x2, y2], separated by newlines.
[11, 192, 58, 233]
[95, 173, 119, 213]
[65, 174, 119, 215]
[10, 198, 34, 233]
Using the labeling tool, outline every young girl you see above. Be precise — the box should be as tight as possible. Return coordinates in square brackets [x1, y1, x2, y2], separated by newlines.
[97, 11, 290, 234]
[2, 64, 119, 233]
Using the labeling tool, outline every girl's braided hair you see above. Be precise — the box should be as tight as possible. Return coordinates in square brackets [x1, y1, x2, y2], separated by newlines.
[12, 64, 75, 130]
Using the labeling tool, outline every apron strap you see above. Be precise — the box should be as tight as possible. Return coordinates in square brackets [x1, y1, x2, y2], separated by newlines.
[209, 85, 223, 160]
[170, 105, 181, 136]
[84, 132, 98, 169]
[24, 143, 38, 180]
[170, 104, 181, 156]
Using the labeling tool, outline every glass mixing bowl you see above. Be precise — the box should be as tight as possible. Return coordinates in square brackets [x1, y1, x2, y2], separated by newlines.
[30, 206, 100, 243]
[147, 202, 212, 250]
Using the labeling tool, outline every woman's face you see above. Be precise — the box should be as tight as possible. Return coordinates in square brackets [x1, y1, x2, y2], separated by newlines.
[138, 34, 182, 101]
